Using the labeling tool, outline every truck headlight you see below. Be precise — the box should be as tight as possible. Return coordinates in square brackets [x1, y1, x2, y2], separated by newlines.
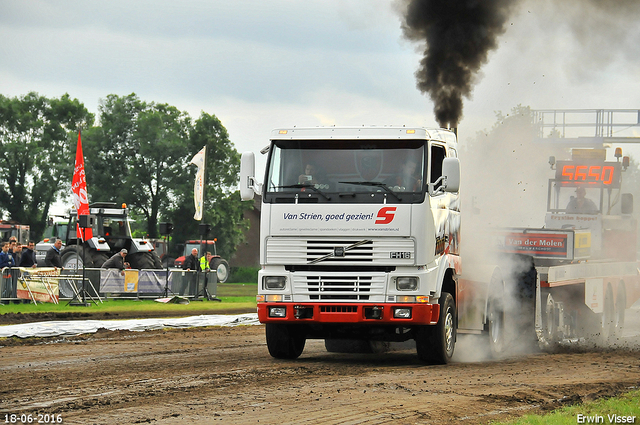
[263, 276, 286, 290]
[396, 277, 418, 291]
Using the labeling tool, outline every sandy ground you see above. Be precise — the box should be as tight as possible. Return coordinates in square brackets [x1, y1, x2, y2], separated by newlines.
[0, 311, 639, 425]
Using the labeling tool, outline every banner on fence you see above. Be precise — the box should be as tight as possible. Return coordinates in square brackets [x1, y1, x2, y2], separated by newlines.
[124, 270, 138, 292]
[16, 268, 60, 303]
[100, 269, 168, 294]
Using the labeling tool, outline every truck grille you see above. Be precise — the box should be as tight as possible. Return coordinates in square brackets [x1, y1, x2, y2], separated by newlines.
[292, 273, 386, 302]
[266, 238, 414, 266]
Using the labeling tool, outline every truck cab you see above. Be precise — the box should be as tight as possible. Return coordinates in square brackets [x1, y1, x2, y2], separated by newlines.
[241, 126, 463, 363]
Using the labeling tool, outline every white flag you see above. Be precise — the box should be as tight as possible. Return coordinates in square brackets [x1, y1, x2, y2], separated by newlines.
[190, 146, 206, 220]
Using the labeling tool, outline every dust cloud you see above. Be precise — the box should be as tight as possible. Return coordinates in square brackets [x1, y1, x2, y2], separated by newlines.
[454, 109, 640, 361]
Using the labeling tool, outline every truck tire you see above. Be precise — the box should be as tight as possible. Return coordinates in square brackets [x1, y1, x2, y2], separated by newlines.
[210, 258, 230, 283]
[127, 252, 157, 270]
[266, 324, 306, 359]
[415, 292, 455, 364]
[601, 284, 615, 343]
[614, 282, 626, 339]
[487, 295, 505, 356]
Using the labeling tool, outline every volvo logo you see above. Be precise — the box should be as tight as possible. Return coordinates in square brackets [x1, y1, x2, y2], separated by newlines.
[334, 246, 345, 257]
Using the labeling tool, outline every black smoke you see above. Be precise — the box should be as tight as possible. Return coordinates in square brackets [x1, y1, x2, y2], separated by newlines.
[400, 0, 520, 128]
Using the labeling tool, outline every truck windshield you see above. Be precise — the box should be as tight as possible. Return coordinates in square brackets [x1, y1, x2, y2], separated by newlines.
[548, 183, 603, 214]
[264, 139, 426, 204]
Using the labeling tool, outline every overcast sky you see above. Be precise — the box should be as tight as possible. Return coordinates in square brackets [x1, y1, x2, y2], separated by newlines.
[2, 0, 640, 176]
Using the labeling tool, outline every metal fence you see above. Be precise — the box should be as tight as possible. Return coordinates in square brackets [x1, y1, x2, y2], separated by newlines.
[0, 267, 218, 303]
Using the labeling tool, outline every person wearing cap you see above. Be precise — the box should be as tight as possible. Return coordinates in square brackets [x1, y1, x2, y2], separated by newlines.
[566, 187, 598, 214]
[102, 248, 130, 275]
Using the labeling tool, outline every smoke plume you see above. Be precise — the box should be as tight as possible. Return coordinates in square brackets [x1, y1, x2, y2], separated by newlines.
[399, 0, 520, 128]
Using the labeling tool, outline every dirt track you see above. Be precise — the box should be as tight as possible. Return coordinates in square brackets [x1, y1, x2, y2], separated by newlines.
[1, 311, 640, 425]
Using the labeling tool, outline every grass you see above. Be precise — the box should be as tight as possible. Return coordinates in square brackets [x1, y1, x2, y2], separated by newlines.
[0, 282, 257, 315]
[494, 389, 640, 425]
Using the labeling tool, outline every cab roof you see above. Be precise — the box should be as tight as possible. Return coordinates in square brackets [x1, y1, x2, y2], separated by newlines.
[270, 126, 457, 145]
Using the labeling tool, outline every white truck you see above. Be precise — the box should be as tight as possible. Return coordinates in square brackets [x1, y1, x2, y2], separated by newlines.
[240, 126, 640, 363]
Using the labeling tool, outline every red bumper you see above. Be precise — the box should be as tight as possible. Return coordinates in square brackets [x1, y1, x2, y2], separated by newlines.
[257, 302, 440, 325]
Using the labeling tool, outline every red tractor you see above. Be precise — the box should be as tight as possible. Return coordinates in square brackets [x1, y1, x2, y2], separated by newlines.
[173, 239, 231, 283]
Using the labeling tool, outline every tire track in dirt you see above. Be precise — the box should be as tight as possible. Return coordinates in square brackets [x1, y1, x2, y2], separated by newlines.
[1, 325, 639, 424]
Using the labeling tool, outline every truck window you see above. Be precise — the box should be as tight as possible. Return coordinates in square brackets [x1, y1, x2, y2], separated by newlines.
[430, 144, 446, 189]
[264, 139, 427, 203]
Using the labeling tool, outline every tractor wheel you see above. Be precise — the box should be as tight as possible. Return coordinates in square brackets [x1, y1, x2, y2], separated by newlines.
[210, 258, 230, 283]
[60, 246, 85, 271]
[90, 251, 110, 268]
[127, 252, 157, 270]
[150, 250, 163, 269]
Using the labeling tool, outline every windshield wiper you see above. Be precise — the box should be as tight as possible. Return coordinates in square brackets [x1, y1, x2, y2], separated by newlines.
[274, 184, 331, 200]
[338, 181, 401, 202]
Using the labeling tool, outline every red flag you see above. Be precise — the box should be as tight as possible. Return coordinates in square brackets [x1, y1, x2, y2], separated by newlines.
[71, 131, 93, 240]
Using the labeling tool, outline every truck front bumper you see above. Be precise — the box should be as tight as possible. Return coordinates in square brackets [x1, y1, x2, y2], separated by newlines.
[257, 302, 440, 325]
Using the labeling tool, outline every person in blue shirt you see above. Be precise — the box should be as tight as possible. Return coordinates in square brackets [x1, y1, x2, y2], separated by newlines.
[0, 242, 16, 269]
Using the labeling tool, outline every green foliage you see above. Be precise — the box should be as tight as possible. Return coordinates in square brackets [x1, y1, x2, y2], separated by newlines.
[0, 91, 251, 260]
[0, 92, 93, 238]
[498, 389, 640, 424]
[83, 94, 192, 238]
[227, 266, 259, 284]
[165, 111, 253, 259]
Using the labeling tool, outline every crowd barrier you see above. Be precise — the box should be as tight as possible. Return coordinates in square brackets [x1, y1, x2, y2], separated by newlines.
[0, 266, 218, 303]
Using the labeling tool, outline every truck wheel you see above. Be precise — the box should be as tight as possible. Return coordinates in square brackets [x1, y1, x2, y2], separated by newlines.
[487, 296, 505, 356]
[614, 283, 626, 339]
[601, 285, 615, 343]
[210, 258, 230, 283]
[415, 292, 455, 364]
[542, 292, 560, 351]
[266, 324, 306, 359]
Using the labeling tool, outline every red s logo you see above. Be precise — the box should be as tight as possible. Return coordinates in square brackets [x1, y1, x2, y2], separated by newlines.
[375, 207, 396, 224]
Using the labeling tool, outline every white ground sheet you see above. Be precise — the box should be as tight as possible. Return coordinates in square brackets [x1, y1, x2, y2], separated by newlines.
[0, 313, 260, 339]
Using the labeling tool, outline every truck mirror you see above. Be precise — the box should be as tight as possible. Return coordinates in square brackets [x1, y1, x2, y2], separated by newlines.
[621, 193, 633, 214]
[240, 152, 257, 201]
[442, 158, 460, 193]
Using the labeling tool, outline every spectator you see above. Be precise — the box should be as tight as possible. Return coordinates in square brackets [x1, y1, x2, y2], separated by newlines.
[200, 251, 213, 272]
[18, 241, 37, 268]
[101, 249, 129, 275]
[182, 248, 198, 271]
[9, 238, 21, 265]
[0, 242, 16, 269]
[44, 239, 63, 269]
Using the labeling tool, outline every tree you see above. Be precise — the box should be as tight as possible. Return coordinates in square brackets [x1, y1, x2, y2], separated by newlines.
[83, 94, 191, 238]
[83, 94, 251, 259]
[0, 92, 93, 238]
[166, 112, 252, 259]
